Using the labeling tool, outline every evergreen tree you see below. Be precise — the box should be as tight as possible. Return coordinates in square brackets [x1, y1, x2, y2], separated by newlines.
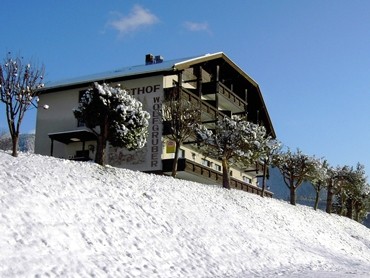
[74, 82, 150, 166]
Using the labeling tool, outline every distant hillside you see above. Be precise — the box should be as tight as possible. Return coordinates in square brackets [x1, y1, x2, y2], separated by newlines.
[0, 133, 35, 152]
[19, 134, 35, 152]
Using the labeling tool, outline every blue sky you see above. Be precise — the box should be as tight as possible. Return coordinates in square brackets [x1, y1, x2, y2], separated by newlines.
[1, 0, 369, 175]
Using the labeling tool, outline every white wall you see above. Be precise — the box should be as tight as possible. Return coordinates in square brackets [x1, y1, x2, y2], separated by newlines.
[35, 88, 83, 157]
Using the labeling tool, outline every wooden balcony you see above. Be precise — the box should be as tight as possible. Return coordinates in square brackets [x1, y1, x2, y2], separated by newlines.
[202, 82, 247, 113]
[162, 158, 273, 198]
[163, 87, 227, 124]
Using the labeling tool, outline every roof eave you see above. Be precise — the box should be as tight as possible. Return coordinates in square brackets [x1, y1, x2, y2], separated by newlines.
[43, 67, 174, 92]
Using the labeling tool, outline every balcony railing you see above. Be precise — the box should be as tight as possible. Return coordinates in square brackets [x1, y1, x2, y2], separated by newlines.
[163, 87, 227, 123]
[202, 82, 247, 112]
[162, 158, 273, 198]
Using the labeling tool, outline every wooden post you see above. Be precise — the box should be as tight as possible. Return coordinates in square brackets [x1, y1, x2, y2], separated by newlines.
[215, 65, 220, 111]
[245, 89, 248, 119]
[50, 139, 54, 156]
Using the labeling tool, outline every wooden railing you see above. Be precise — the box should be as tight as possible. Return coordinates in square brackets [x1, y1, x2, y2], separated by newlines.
[164, 87, 228, 122]
[202, 82, 247, 111]
[218, 82, 247, 109]
[179, 159, 272, 197]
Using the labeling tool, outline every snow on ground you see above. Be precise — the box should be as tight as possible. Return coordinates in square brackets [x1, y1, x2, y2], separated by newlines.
[0, 151, 369, 278]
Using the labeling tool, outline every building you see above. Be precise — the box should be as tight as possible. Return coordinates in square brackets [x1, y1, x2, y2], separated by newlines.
[35, 52, 276, 196]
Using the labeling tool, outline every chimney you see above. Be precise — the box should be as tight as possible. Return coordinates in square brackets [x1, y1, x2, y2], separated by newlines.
[155, 55, 163, 63]
[145, 54, 164, 65]
[145, 54, 154, 65]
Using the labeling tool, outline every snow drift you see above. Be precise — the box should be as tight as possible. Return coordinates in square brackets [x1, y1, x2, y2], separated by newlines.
[0, 151, 369, 277]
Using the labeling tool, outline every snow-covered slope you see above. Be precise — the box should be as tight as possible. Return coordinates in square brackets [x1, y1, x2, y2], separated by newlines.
[1, 152, 369, 278]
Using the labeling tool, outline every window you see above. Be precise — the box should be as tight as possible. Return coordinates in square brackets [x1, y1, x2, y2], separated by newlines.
[201, 158, 211, 167]
[191, 152, 196, 160]
[179, 149, 185, 158]
[215, 164, 221, 172]
[243, 176, 252, 184]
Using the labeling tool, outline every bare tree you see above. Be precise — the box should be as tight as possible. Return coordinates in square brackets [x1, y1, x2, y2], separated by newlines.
[162, 88, 201, 177]
[0, 53, 45, 157]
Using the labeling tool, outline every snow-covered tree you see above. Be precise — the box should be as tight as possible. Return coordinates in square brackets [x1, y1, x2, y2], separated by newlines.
[0, 53, 45, 157]
[196, 116, 270, 189]
[335, 163, 368, 220]
[162, 89, 201, 177]
[259, 138, 281, 197]
[325, 165, 347, 214]
[273, 148, 317, 205]
[355, 183, 370, 223]
[307, 159, 329, 210]
[73, 82, 150, 166]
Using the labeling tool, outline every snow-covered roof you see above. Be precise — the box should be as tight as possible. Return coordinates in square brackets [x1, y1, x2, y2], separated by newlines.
[44, 52, 261, 91]
[44, 53, 218, 91]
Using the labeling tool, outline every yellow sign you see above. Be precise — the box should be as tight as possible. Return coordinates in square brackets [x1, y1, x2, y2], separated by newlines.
[166, 141, 176, 153]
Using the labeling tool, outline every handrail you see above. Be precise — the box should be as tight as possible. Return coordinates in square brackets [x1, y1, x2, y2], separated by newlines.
[183, 159, 273, 197]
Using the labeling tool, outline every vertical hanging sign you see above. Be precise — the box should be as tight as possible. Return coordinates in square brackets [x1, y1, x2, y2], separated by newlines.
[107, 76, 163, 171]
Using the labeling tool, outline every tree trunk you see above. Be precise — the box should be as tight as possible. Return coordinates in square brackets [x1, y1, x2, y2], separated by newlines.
[95, 135, 106, 166]
[346, 198, 353, 219]
[171, 141, 181, 178]
[261, 162, 267, 197]
[338, 192, 345, 216]
[11, 134, 19, 157]
[289, 184, 297, 205]
[222, 157, 231, 189]
[354, 202, 360, 222]
[314, 189, 320, 211]
[326, 182, 333, 213]
[94, 119, 109, 166]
